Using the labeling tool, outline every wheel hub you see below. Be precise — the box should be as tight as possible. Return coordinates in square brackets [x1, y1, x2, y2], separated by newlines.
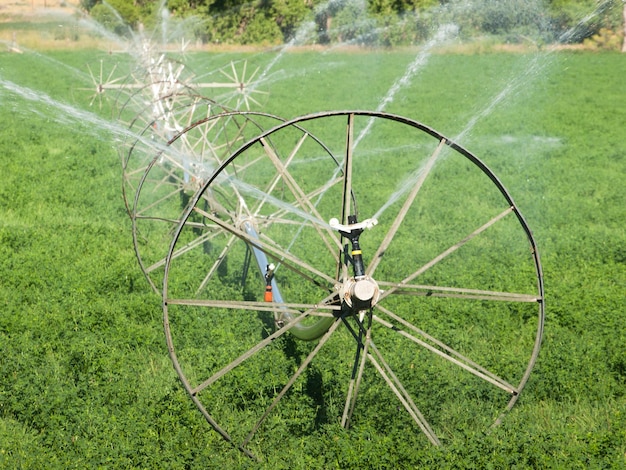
[340, 276, 380, 311]
[329, 215, 380, 311]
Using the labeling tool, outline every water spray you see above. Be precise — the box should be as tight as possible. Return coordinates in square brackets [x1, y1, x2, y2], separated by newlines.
[3, 2, 555, 457]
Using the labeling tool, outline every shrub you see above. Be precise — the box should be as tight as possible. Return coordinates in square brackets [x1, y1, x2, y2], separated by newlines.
[583, 27, 623, 50]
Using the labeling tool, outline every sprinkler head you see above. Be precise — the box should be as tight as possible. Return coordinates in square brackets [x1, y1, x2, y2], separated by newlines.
[329, 217, 378, 237]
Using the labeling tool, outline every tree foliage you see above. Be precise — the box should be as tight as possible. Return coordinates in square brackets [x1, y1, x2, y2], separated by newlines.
[66, 0, 626, 50]
[89, 0, 141, 36]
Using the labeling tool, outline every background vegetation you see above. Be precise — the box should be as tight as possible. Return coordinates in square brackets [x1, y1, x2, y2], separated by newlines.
[0, 35, 624, 467]
[73, 0, 625, 47]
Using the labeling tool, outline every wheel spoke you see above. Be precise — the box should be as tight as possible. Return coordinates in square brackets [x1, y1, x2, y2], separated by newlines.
[378, 206, 515, 302]
[165, 298, 340, 316]
[258, 136, 341, 257]
[194, 206, 338, 287]
[341, 113, 355, 222]
[184, 293, 339, 396]
[242, 317, 342, 447]
[195, 233, 237, 295]
[341, 311, 372, 428]
[257, 175, 344, 229]
[373, 305, 518, 394]
[134, 186, 184, 218]
[367, 138, 446, 277]
[376, 281, 541, 303]
[367, 340, 441, 445]
[143, 228, 220, 274]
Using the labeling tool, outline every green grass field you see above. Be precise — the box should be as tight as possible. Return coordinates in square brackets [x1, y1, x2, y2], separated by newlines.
[0, 47, 624, 468]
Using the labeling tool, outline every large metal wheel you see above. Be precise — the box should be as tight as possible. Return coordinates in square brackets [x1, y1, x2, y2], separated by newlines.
[128, 109, 288, 293]
[161, 111, 545, 459]
[92, 49, 272, 292]
[121, 92, 223, 211]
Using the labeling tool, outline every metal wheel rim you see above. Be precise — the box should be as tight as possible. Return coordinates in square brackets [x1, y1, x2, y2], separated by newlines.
[162, 110, 545, 459]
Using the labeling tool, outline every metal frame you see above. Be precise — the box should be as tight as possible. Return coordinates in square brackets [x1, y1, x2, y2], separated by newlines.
[160, 110, 545, 459]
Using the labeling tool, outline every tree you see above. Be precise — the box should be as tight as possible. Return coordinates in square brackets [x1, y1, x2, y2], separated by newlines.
[80, 0, 626, 47]
[622, 3, 626, 52]
[87, 0, 140, 36]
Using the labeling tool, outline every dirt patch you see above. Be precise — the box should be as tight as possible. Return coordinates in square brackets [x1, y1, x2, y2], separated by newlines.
[0, 0, 79, 20]
[0, 0, 94, 50]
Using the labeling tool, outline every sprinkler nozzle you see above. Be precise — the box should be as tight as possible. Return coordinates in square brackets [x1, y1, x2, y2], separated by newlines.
[264, 263, 275, 302]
